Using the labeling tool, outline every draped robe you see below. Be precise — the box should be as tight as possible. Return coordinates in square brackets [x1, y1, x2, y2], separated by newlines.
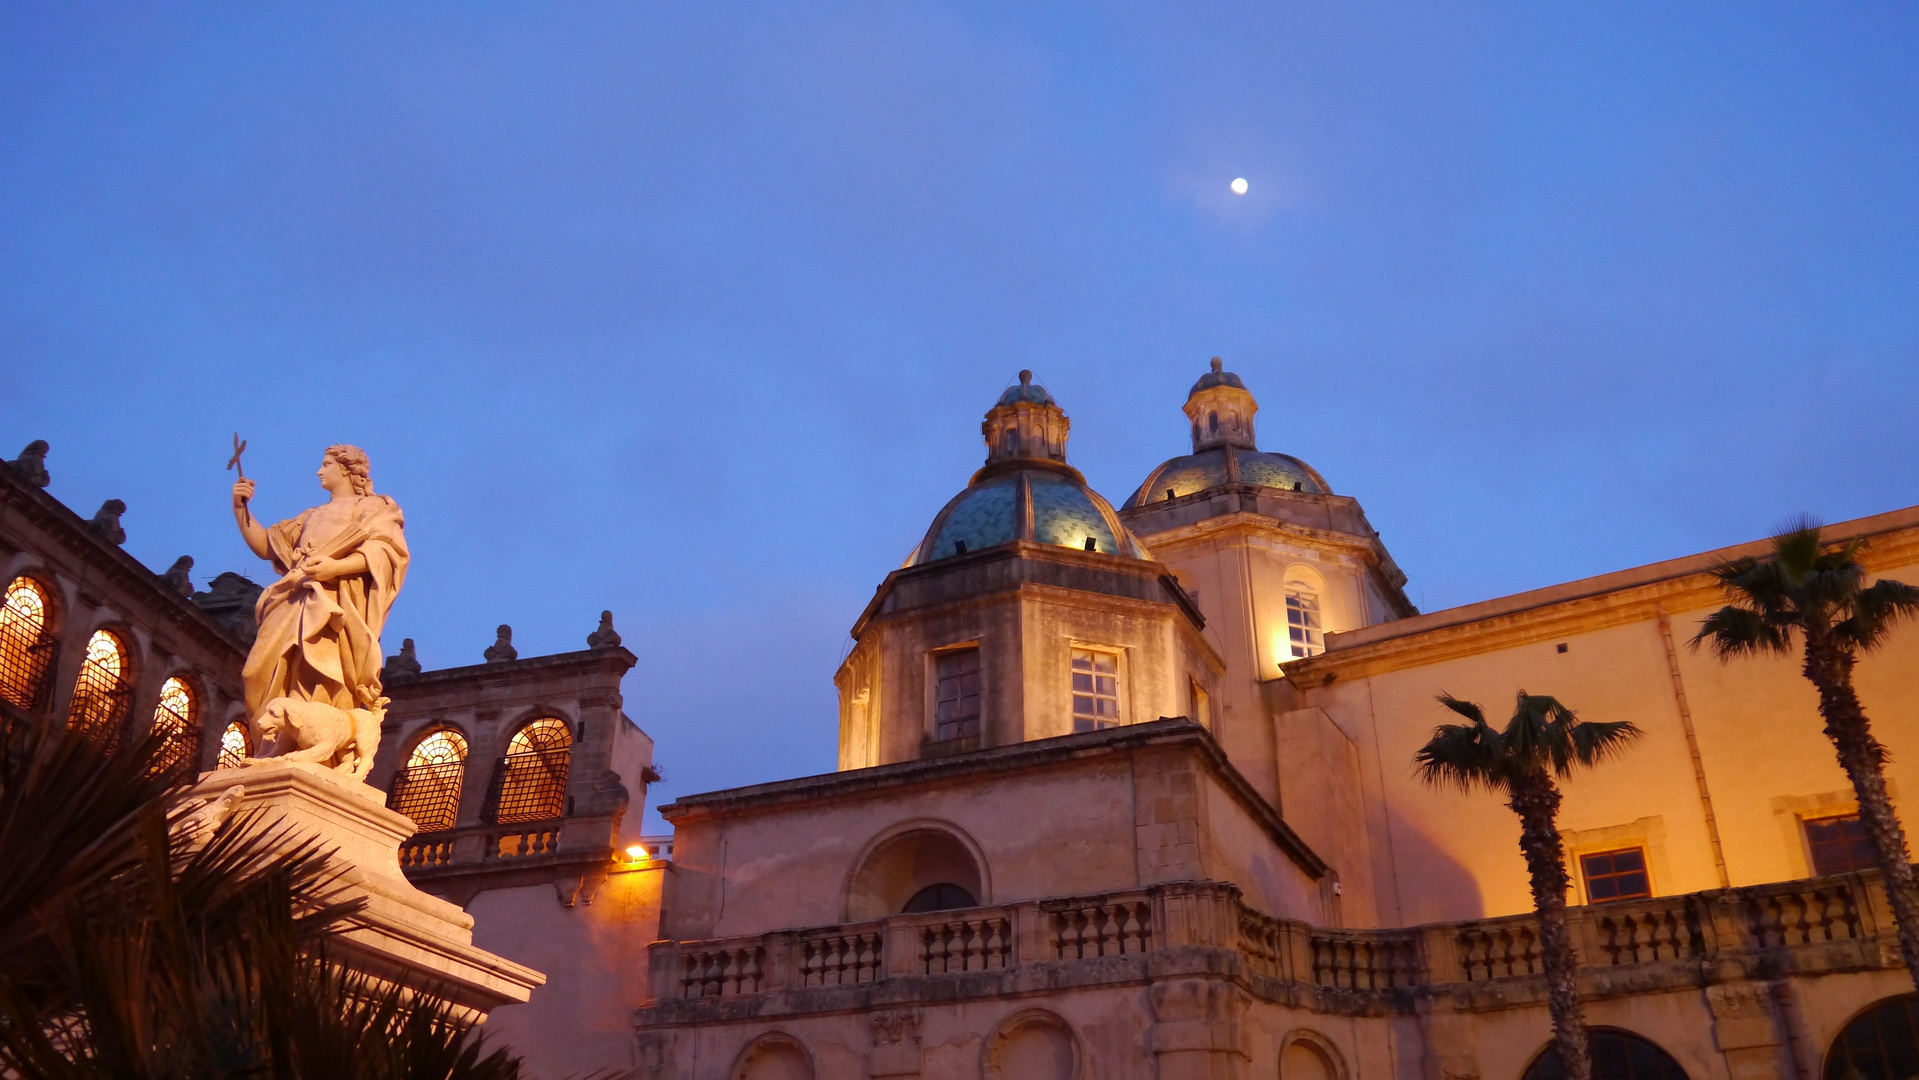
[242, 493, 408, 720]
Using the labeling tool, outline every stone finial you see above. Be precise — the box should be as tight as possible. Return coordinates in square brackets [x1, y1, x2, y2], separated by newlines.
[89, 499, 128, 545]
[8, 440, 49, 488]
[587, 610, 622, 649]
[383, 637, 422, 678]
[483, 624, 518, 663]
[162, 555, 195, 595]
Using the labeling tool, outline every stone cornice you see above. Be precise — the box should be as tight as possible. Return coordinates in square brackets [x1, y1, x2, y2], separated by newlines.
[659, 719, 1326, 878]
[850, 539, 1185, 640]
[1284, 505, 1919, 682]
[0, 462, 244, 659]
[385, 646, 637, 694]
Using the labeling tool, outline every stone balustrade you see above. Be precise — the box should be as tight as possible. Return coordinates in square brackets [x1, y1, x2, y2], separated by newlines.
[643, 871, 1899, 1010]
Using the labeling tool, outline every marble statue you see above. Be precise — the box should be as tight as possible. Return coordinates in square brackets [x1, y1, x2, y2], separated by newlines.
[230, 444, 408, 781]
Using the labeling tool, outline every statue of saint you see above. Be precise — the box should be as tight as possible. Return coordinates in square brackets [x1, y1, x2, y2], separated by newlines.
[230, 444, 408, 780]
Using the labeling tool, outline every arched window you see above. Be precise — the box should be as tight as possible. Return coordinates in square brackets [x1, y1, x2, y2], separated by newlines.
[0, 575, 58, 710]
[1825, 994, 1919, 1080]
[388, 727, 469, 833]
[217, 721, 251, 769]
[485, 717, 572, 824]
[903, 882, 977, 913]
[1523, 1030, 1687, 1080]
[70, 629, 134, 746]
[150, 676, 199, 776]
[1284, 581, 1324, 659]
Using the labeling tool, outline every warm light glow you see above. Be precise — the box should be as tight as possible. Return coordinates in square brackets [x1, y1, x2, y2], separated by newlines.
[218, 721, 251, 769]
[625, 845, 648, 860]
[1230, 177, 1248, 195]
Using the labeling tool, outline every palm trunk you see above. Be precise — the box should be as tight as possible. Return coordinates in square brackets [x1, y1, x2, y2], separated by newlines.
[1508, 773, 1591, 1080]
[1805, 636, 1919, 988]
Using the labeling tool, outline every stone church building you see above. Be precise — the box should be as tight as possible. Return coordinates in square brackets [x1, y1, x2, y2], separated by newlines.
[1, 359, 1916, 1080]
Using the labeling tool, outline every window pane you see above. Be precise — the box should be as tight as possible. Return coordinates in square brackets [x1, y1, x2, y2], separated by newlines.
[1070, 649, 1121, 732]
[1580, 847, 1652, 903]
[934, 647, 982, 740]
[1808, 815, 1878, 876]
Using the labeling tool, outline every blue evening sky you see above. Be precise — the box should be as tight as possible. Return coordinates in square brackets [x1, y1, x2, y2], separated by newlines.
[3, 5, 1915, 831]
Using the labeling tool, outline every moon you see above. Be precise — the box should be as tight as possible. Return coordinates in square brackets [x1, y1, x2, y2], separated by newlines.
[1230, 177, 1248, 195]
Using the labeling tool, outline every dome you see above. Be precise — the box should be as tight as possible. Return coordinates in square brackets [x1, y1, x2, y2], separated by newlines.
[1122, 448, 1328, 509]
[1189, 356, 1245, 394]
[907, 374, 1149, 566]
[1121, 357, 1333, 508]
[997, 369, 1056, 407]
[912, 470, 1146, 565]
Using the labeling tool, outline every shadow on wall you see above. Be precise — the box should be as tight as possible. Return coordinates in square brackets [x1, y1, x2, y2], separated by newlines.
[1379, 806, 1486, 924]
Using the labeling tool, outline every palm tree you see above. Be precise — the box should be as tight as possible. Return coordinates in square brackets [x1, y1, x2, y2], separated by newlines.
[0, 709, 529, 1079]
[1415, 692, 1642, 1080]
[1691, 519, 1919, 987]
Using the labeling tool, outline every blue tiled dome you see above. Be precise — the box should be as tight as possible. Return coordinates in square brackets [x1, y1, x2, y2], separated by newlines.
[1121, 448, 1329, 509]
[911, 469, 1147, 565]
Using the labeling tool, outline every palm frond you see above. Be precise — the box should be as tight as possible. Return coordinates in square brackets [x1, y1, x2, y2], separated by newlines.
[1835, 578, 1919, 652]
[1690, 605, 1795, 657]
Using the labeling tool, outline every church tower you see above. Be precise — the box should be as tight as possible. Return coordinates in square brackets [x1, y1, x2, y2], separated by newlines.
[1118, 359, 1413, 923]
[835, 372, 1222, 769]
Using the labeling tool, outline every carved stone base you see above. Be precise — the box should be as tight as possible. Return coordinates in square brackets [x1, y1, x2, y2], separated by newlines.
[190, 760, 545, 1016]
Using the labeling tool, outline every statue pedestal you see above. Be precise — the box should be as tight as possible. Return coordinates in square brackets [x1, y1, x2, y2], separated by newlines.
[190, 761, 545, 1016]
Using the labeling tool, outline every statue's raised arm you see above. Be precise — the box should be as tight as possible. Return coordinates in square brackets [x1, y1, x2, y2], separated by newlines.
[231, 444, 408, 781]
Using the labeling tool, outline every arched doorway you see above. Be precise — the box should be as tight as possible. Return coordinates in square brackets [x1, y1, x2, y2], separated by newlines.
[1523, 1030, 1687, 1080]
[1825, 994, 1919, 1080]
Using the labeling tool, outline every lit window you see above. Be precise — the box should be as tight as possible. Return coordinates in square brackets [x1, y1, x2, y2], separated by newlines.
[1285, 585, 1323, 659]
[70, 630, 133, 746]
[217, 721, 251, 769]
[0, 576, 55, 710]
[486, 717, 572, 824]
[1580, 848, 1651, 903]
[150, 676, 198, 775]
[389, 728, 469, 833]
[934, 648, 981, 741]
[1806, 814, 1877, 876]
[1071, 649, 1120, 732]
[1189, 679, 1211, 729]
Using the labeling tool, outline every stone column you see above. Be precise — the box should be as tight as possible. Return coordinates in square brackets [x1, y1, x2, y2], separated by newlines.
[869, 1008, 924, 1079]
[1148, 976, 1249, 1080]
[1706, 982, 1791, 1080]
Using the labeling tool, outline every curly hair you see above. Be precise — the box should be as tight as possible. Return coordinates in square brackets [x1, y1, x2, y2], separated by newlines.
[323, 444, 375, 496]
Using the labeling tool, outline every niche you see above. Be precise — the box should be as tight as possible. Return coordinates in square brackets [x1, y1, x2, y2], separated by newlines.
[844, 825, 986, 921]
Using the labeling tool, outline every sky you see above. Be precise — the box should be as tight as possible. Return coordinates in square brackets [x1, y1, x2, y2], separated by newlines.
[2, 4, 1915, 832]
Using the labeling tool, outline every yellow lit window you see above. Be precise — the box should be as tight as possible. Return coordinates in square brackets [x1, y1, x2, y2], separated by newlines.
[486, 717, 572, 824]
[0, 575, 55, 709]
[1285, 586, 1323, 659]
[151, 676, 198, 775]
[217, 721, 251, 769]
[389, 728, 470, 833]
[1071, 649, 1120, 732]
[70, 629, 133, 746]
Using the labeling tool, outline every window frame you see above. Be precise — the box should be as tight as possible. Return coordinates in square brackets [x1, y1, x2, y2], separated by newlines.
[70, 626, 136, 746]
[1578, 846, 1653, 904]
[485, 715, 574, 825]
[1284, 583, 1325, 659]
[929, 644, 983, 743]
[389, 725, 471, 834]
[0, 573, 61, 711]
[1069, 645, 1124, 734]
[1804, 813, 1878, 877]
[150, 673, 200, 776]
[217, 719, 252, 770]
